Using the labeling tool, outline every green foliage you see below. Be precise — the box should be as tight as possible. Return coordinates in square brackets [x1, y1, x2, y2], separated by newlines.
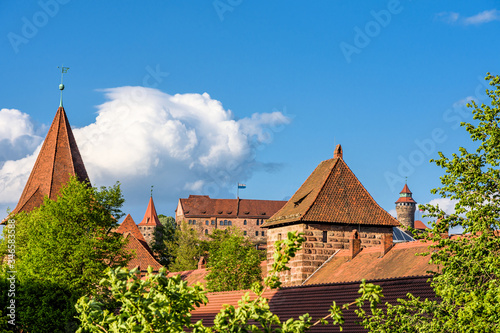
[1, 176, 131, 332]
[151, 215, 177, 267]
[75, 266, 208, 333]
[75, 231, 386, 332]
[168, 222, 208, 272]
[205, 228, 262, 292]
[358, 73, 500, 332]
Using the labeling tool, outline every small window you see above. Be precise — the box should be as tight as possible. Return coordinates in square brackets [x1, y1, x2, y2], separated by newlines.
[244, 220, 247, 225]
[205, 220, 209, 225]
[261, 231, 264, 236]
[193, 220, 196, 225]
[211, 220, 215, 225]
[322, 230, 327, 243]
[205, 229, 208, 235]
[244, 231, 247, 236]
[256, 219, 259, 226]
[255, 231, 259, 236]
[278, 233, 282, 241]
[224, 220, 228, 226]
[220, 221, 223, 225]
[228, 221, 232, 226]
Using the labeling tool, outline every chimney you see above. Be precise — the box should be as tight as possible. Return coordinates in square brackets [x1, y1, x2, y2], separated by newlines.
[380, 233, 393, 257]
[349, 230, 361, 259]
[198, 256, 206, 270]
[334, 144, 343, 159]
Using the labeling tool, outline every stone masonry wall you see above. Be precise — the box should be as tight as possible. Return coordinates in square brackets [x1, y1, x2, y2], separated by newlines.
[267, 223, 393, 286]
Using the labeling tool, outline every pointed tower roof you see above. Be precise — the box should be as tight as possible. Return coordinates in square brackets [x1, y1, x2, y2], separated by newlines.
[116, 214, 147, 243]
[11, 106, 90, 215]
[138, 196, 162, 226]
[263, 145, 399, 228]
[395, 183, 416, 204]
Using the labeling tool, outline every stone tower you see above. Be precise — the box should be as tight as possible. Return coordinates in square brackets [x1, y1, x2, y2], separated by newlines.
[138, 196, 162, 245]
[395, 183, 416, 229]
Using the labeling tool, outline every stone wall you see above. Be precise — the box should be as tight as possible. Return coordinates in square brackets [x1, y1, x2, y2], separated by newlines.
[396, 203, 415, 229]
[176, 216, 267, 243]
[266, 223, 393, 285]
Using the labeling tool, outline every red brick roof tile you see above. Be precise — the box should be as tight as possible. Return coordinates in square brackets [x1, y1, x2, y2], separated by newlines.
[179, 195, 286, 219]
[304, 241, 437, 285]
[138, 196, 162, 226]
[123, 233, 163, 272]
[191, 276, 436, 332]
[11, 107, 89, 215]
[264, 145, 399, 227]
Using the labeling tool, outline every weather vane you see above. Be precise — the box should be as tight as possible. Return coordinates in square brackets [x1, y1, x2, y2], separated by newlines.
[151, 185, 154, 197]
[58, 65, 69, 107]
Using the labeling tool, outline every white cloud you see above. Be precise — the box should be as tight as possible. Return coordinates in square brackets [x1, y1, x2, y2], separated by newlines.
[0, 109, 43, 162]
[426, 198, 458, 215]
[436, 9, 500, 26]
[464, 9, 500, 25]
[0, 87, 291, 211]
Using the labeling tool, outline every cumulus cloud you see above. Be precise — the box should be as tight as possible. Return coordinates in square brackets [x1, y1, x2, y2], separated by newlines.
[0, 87, 291, 212]
[426, 198, 458, 215]
[436, 9, 500, 25]
[0, 109, 43, 162]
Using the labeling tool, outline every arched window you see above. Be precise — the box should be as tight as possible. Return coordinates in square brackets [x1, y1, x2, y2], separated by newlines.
[205, 220, 209, 225]
[255, 231, 258, 236]
[224, 220, 228, 225]
[256, 219, 259, 226]
[211, 220, 215, 225]
[244, 220, 247, 225]
[228, 220, 232, 226]
[261, 231, 264, 236]
[205, 229, 208, 235]
[278, 233, 282, 241]
[219, 220, 223, 225]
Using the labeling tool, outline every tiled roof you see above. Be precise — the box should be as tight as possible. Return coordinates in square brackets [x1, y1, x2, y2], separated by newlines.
[400, 184, 412, 194]
[303, 241, 437, 285]
[191, 276, 436, 332]
[395, 196, 416, 203]
[138, 196, 162, 226]
[414, 220, 429, 230]
[11, 107, 89, 215]
[179, 195, 286, 219]
[264, 145, 399, 227]
[123, 233, 163, 272]
[115, 214, 157, 257]
[116, 214, 147, 242]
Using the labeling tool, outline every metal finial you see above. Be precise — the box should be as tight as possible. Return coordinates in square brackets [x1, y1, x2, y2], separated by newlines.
[405, 176, 407, 184]
[58, 65, 69, 107]
[150, 185, 154, 197]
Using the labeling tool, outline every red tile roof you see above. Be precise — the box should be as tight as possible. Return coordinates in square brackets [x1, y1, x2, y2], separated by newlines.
[414, 220, 429, 230]
[303, 241, 437, 285]
[138, 196, 162, 226]
[11, 107, 90, 215]
[179, 195, 286, 219]
[400, 183, 412, 194]
[123, 233, 163, 272]
[116, 214, 147, 242]
[395, 183, 416, 204]
[191, 276, 436, 332]
[264, 145, 399, 227]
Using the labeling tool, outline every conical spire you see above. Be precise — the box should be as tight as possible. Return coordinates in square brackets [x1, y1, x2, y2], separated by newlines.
[11, 106, 90, 215]
[138, 196, 162, 226]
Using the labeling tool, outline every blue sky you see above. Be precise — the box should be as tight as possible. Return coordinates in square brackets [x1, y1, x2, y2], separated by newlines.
[1, 1, 499, 228]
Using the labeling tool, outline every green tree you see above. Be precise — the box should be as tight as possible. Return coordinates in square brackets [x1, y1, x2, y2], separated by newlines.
[1, 176, 131, 332]
[206, 228, 262, 292]
[168, 222, 208, 272]
[151, 215, 177, 267]
[359, 73, 500, 332]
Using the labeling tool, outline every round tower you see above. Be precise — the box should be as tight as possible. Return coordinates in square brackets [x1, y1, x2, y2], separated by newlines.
[395, 183, 416, 229]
